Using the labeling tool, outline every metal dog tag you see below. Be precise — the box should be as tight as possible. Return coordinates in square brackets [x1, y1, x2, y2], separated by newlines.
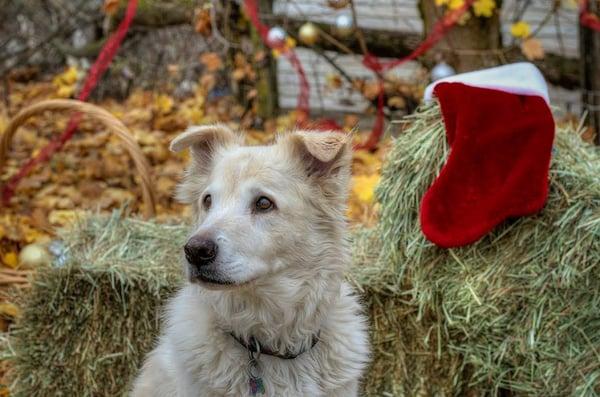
[247, 358, 265, 396]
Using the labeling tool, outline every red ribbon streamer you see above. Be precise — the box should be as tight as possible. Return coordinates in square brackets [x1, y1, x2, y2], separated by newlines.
[355, 0, 476, 150]
[581, 0, 600, 31]
[244, 0, 310, 123]
[1, 0, 138, 205]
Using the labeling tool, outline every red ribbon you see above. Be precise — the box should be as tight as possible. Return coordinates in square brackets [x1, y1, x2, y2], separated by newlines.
[244, 0, 310, 123]
[1, 0, 138, 205]
[356, 0, 476, 150]
[581, 0, 600, 31]
[245, 0, 474, 151]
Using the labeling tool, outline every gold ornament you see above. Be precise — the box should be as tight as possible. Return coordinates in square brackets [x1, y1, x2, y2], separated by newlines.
[19, 243, 52, 268]
[299, 22, 319, 45]
[327, 0, 350, 9]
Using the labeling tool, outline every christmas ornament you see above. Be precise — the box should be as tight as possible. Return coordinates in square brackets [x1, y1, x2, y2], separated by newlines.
[421, 63, 554, 248]
[299, 22, 319, 45]
[48, 240, 69, 267]
[334, 13, 354, 37]
[19, 243, 52, 268]
[266, 26, 287, 48]
[327, 0, 350, 9]
[431, 61, 456, 81]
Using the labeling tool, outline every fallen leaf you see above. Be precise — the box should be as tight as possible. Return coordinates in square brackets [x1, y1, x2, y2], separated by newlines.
[521, 37, 545, 60]
[200, 52, 223, 72]
[0, 302, 20, 318]
[1, 252, 18, 269]
[103, 0, 120, 16]
[352, 174, 380, 204]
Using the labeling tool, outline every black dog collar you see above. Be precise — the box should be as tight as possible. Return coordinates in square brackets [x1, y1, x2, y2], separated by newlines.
[229, 331, 321, 360]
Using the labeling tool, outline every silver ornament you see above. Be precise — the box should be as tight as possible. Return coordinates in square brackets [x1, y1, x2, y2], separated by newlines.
[431, 62, 456, 81]
[334, 13, 354, 37]
[267, 26, 287, 48]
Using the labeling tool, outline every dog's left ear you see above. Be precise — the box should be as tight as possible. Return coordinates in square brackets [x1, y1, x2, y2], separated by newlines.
[281, 130, 352, 195]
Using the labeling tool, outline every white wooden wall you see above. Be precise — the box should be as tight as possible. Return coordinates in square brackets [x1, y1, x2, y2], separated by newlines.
[273, 0, 580, 115]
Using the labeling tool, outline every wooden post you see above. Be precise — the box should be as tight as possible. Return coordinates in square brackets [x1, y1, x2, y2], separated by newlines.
[580, 0, 600, 145]
[252, 0, 279, 120]
[419, 0, 502, 72]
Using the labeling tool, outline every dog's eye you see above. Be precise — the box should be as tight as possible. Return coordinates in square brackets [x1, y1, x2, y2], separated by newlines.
[202, 194, 212, 210]
[255, 196, 274, 212]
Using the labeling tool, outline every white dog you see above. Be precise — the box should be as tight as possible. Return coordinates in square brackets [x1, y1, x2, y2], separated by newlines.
[132, 125, 370, 397]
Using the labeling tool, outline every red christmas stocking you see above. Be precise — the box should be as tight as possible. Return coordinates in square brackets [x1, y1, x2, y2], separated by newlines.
[420, 63, 555, 248]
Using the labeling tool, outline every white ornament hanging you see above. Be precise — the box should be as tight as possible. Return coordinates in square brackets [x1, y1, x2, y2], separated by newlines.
[334, 13, 354, 37]
[267, 26, 287, 48]
[431, 62, 456, 81]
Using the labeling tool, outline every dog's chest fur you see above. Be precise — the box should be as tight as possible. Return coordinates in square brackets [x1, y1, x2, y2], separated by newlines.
[136, 283, 369, 397]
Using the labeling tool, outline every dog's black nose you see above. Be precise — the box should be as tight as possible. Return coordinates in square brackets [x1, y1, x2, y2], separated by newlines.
[184, 236, 218, 267]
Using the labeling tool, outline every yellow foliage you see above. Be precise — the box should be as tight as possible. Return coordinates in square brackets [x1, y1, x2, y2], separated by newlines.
[154, 94, 174, 115]
[0, 302, 20, 318]
[52, 66, 79, 98]
[352, 174, 380, 204]
[473, 0, 496, 17]
[1, 252, 18, 269]
[510, 21, 531, 39]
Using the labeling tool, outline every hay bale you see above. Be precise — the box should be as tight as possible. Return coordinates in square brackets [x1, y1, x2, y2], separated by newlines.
[6, 105, 599, 396]
[8, 213, 186, 397]
[352, 104, 600, 396]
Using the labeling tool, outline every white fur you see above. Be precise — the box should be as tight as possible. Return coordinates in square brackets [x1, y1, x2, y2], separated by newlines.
[132, 126, 370, 396]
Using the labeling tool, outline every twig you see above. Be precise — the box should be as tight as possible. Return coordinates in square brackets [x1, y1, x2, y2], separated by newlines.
[348, 0, 369, 55]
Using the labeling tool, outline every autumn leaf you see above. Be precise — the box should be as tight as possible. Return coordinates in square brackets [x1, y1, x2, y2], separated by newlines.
[154, 94, 174, 115]
[194, 7, 212, 37]
[52, 66, 79, 98]
[325, 73, 343, 90]
[473, 0, 496, 17]
[200, 52, 223, 72]
[352, 174, 380, 204]
[435, 0, 466, 9]
[1, 252, 18, 269]
[510, 21, 531, 39]
[387, 96, 406, 109]
[362, 82, 381, 100]
[521, 37, 545, 60]
[0, 302, 20, 318]
[102, 0, 120, 16]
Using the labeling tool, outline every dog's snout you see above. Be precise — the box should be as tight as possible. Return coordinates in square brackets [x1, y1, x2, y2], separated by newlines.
[184, 236, 218, 267]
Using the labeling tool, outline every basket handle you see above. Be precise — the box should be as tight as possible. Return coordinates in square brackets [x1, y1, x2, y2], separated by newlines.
[0, 99, 157, 218]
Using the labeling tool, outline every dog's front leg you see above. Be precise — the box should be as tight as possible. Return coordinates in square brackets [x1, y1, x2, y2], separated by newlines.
[131, 346, 179, 397]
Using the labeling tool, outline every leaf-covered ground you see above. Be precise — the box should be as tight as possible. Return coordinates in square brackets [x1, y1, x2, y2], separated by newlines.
[0, 68, 387, 324]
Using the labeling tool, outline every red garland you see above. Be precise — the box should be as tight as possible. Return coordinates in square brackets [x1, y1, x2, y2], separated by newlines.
[581, 0, 600, 31]
[355, 0, 476, 150]
[244, 0, 310, 124]
[246, 0, 476, 150]
[1, 0, 138, 205]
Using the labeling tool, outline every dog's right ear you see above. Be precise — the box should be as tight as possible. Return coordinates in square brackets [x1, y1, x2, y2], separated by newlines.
[170, 124, 239, 164]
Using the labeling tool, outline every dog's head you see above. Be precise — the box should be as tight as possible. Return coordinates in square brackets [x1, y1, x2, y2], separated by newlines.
[170, 124, 351, 289]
